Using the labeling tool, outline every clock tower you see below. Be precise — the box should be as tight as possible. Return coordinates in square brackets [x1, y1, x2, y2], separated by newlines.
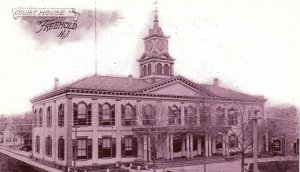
[138, 11, 175, 83]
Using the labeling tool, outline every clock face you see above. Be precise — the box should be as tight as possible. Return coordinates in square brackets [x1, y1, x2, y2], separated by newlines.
[146, 41, 153, 52]
[157, 40, 166, 51]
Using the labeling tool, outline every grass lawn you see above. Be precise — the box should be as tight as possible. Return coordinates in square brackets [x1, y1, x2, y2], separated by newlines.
[249, 161, 298, 172]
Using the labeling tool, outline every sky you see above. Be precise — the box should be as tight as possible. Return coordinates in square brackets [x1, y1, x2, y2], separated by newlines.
[0, 0, 300, 114]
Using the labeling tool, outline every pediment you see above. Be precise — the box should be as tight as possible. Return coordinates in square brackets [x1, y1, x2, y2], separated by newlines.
[146, 81, 208, 97]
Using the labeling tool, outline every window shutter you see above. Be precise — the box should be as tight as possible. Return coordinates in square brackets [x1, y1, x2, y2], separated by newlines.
[121, 104, 125, 126]
[87, 104, 92, 126]
[62, 138, 65, 160]
[111, 104, 115, 125]
[98, 138, 103, 158]
[132, 137, 138, 157]
[73, 103, 78, 126]
[132, 105, 137, 125]
[49, 137, 52, 156]
[121, 137, 125, 157]
[112, 138, 116, 158]
[72, 139, 76, 159]
[98, 104, 103, 126]
[184, 107, 187, 124]
[87, 139, 93, 159]
[62, 104, 65, 127]
[142, 106, 145, 125]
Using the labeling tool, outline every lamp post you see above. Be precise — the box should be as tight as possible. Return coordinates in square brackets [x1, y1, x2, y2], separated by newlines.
[251, 110, 261, 172]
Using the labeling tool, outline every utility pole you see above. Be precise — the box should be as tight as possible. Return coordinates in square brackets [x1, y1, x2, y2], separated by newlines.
[72, 121, 79, 172]
[252, 110, 261, 172]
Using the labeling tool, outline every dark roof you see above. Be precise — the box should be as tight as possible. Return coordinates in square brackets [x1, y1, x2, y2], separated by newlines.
[67, 75, 151, 92]
[32, 75, 265, 102]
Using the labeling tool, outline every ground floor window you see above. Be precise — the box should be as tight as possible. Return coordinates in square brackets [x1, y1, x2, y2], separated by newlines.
[122, 136, 138, 157]
[98, 137, 116, 158]
[74, 138, 92, 160]
[45, 136, 52, 157]
[58, 137, 64, 160]
[35, 136, 40, 153]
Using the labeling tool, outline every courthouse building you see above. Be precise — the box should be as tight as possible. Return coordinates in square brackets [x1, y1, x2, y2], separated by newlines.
[31, 13, 266, 170]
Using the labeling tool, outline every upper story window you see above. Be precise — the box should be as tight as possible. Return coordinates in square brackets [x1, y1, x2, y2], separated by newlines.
[216, 107, 225, 125]
[142, 105, 154, 125]
[228, 107, 239, 126]
[73, 103, 92, 126]
[34, 110, 37, 127]
[163, 64, 169, 75]
[185, 106, 196, 125]
[121, 104, 136, 126]
[142, 65, 147, 77]
[46, 106, 52, 127]
[200, 106, 211, 125]
[147, 64, 151, 75]
[35, 136, 40, 153]
[39, 108, 43, 127]
[58, 137, 65, 160]
[156, 63, 162, 75]
[58, 104, 64, 127]
[169, 105, 181, 125]
[99, 103, 115, 126]
[45, 136, 52, 157]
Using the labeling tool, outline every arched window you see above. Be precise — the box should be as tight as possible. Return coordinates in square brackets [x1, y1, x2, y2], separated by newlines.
[58, 104, 64, 127]
[216, 107, 225, 125]
[125, 105, 132, 120]
[143, 105, 153, 125]
[58, 137, 64, 160]
[46, 106, 52, 127]
[228, 107, 238, 126]
[99, 103, 115, 126]
[45, 136, 52, 157]
[156, 63, 162, 75]
[163, 64, 169, 75]
[143, 65, 147, 77]
[169, 105, 181, 125]
[39, 108, 43, 127]
[35, 136, 40, 153]
[185, 106, 196, 124]
[74, 103, 92, 126]
[147, 64, 151, 75]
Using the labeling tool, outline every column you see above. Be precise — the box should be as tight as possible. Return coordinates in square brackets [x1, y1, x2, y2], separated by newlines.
[225, 134, 229, 156]
[181, 138, 186, 157]
[65, 98, 73, 169]
[115, 100, 122, 161]
[224, 107, 228, 126]
[143, 136, 148, 161]
[92, 98, 98, 163]
[166, 136, 170, 159]
[205, 135, 208, 157]
[222, 134, 226, 156]
[170, 134, 174, 159]
[212, 136, 216, 154]
[197, 137, 202, 155]
[148, 137, 151, 161]
[136, 101, 142, 125]
[190, 135, 194, 158]
[180, 104, 185, 125]
[186, 135, 190, 158]
[209, 136, 212, 156]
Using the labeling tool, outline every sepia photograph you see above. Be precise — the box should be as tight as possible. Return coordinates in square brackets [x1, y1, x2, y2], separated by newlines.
[0, 0, 299, 171]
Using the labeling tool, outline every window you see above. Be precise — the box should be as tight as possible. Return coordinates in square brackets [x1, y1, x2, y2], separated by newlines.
[169, 105, 181, 125]
[34, 110, 37, 127]
[163, 64, 169, 75]
[147, 64, 151, 75]
[143, 105, 154, 125]
[156, 63, 162, 75]
[228, 134, 238, 148]
[58, 104, 64, 127]
[98, 137, 116, 158]
[74, 103, 92, 126]
[74, 138, 92, 160]
[46, 106, 52, 127]
[228, 107, 238, 126]
[39, 108, 43, 127]
[35, 136, 40, 153]
[121, 136, 138, 157]
[45, 136, 52, 157]
[143, 65, 147, 77]
[58, 137, 65, 160]
[200, 106, 211, 125]
[216, 107, 225, 125]
[99, 103, 115, 126]
[185, 106, 196, 125]
[121, 104, 136, 126]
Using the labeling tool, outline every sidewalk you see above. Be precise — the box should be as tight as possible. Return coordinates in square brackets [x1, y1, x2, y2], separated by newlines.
[0, 146, 62, 172]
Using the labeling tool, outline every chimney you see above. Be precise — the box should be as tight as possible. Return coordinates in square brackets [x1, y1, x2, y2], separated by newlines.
[128, 75, 132, 86]
[213, 78, 219, 86]
[54, 78, 59, 90]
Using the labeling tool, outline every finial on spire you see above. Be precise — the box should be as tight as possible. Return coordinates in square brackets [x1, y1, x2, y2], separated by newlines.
[153, 0, 158, 21]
